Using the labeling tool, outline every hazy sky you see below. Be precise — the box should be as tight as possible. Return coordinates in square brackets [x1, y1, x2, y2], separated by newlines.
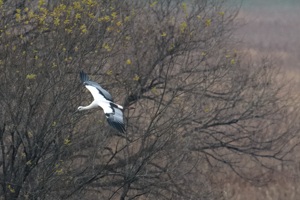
[241, 0, 300, 8]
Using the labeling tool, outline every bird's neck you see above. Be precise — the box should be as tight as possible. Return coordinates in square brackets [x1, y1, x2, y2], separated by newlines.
[82, 101, 98, 110]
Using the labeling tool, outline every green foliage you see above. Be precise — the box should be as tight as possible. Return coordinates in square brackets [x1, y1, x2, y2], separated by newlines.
[26, 74, 37, 79]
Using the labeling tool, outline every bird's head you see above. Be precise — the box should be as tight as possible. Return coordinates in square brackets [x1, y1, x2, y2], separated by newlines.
[72, 106, 83, 115]
[77, 106, 84, 111]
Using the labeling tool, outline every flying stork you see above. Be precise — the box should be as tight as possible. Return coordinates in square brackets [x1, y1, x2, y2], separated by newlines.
[77, 71, 126, 133]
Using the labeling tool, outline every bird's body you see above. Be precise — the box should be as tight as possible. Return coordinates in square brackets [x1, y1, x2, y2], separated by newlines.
[77, 71, 125, 133]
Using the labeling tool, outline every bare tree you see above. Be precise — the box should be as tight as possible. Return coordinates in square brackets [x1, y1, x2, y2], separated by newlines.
[0, 0, 299, 199]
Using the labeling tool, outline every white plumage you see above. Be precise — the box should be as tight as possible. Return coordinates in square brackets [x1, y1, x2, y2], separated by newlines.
[77, 71, 125, 133]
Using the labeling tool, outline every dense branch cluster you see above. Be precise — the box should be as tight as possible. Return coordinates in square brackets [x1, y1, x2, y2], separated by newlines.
[0, 0, 299, 199]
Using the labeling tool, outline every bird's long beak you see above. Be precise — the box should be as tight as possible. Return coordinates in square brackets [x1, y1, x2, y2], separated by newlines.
[72, 110, 79, 115]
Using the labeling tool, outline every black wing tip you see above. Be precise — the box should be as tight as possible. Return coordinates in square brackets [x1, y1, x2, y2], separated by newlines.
[116, 126, 126, 134]
[113, 122, 126, 134]
[80, 70, 89, 83]
[118, 124, 126, 134]
[107, 118, 126, 134]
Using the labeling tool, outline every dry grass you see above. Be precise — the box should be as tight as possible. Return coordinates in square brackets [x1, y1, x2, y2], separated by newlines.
[223, 6, 300, 200]
[223, 171, 300, 200]
[236, 6, 300, 70]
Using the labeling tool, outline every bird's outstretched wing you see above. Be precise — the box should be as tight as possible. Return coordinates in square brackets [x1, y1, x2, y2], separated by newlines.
[79, 71, 125, 133]
[80, 71, 113, 101]
[106, 107, 126, 133]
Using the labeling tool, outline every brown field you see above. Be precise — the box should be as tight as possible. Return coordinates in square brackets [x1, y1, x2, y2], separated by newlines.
[236, 7, 300, 70]
[224, 6, 300, 200]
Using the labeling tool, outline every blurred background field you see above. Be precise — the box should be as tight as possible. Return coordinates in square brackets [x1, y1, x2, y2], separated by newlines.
[236, 0, 300, 70]
[225, 1, 300, 199]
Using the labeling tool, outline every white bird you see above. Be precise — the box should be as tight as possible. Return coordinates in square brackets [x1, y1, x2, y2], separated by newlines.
[77, 71, 126, 133]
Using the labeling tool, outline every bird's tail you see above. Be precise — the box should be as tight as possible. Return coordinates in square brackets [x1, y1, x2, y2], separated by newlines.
[110, 102, 124, 110]
[115, 104, 123, 110]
